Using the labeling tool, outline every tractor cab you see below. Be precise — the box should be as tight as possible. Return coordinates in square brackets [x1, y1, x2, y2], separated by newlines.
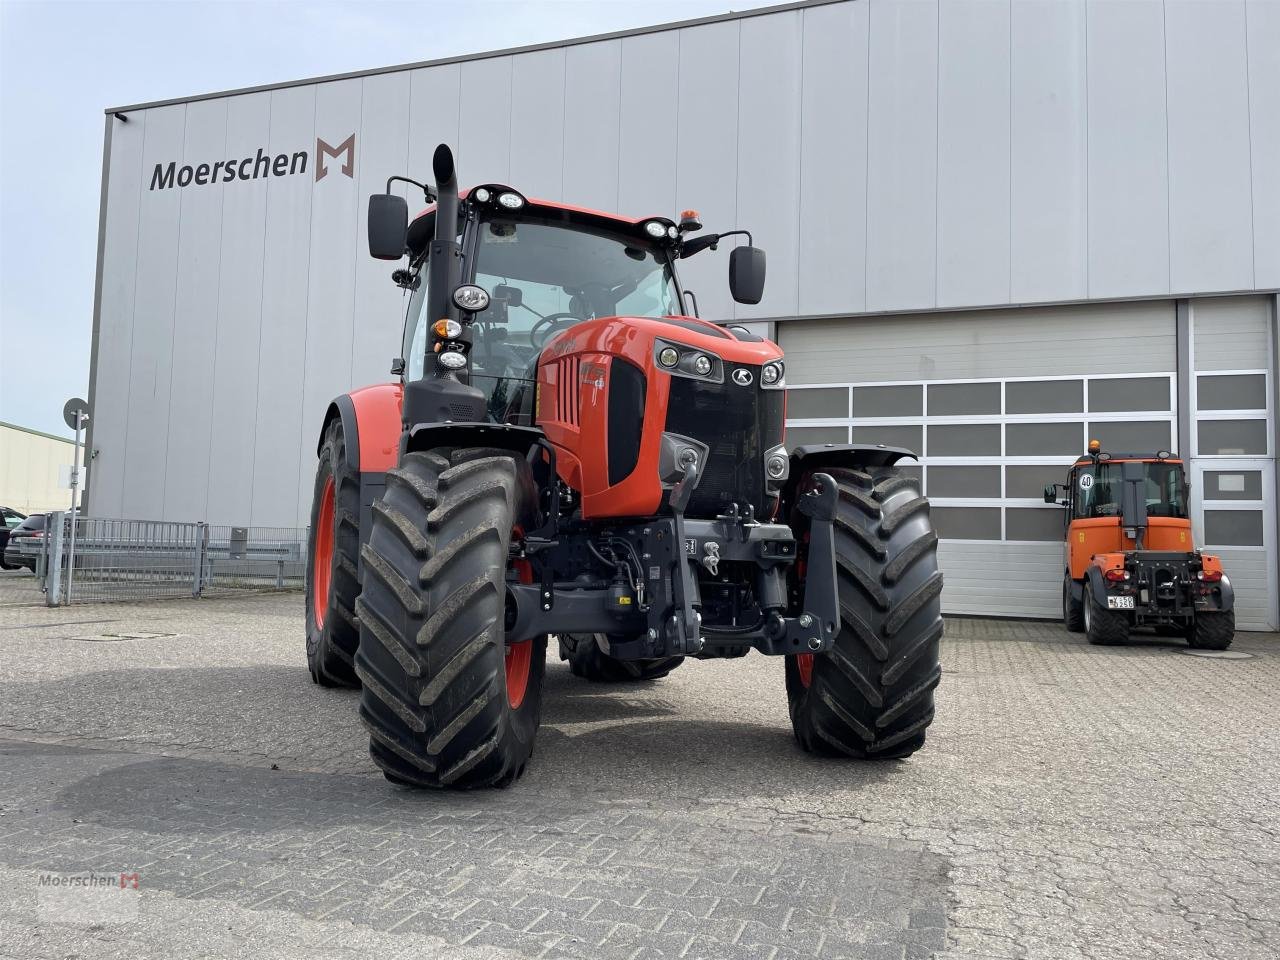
[385, 181, 766, 437]
[1048, 441, 1234, 649]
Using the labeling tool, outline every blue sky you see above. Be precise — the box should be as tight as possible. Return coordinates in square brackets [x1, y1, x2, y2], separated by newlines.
[0, 0, 777, 437]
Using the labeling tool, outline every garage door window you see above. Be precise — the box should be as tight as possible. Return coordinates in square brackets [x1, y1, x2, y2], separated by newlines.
[1194, 371, 1270, 458]
[786, 373, 1175, 542]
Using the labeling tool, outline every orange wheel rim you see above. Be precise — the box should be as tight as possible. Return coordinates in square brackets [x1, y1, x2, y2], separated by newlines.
[795, 653, 814, 688]
[505, 640, 532, 709]
[313, 474, 335, 629]
[506, 539, 534, 709]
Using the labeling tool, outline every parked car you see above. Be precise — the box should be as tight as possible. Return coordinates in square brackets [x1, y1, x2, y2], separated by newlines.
[0, 507, 28, 570]
[3, 513, 46, 572]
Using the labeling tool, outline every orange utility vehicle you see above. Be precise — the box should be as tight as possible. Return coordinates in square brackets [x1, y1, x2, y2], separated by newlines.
[1046, 442, 1234, 648]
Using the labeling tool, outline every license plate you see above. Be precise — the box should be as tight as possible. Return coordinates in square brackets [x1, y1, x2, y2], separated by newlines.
[1107, 596, 1135, 610]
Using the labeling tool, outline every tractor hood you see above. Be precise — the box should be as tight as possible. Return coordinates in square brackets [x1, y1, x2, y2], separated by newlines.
[541, 314, 783, 368]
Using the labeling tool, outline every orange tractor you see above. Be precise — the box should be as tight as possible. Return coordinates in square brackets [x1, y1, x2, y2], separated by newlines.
[1047, 442, 1234, 649]
[302, 144, 945, 788]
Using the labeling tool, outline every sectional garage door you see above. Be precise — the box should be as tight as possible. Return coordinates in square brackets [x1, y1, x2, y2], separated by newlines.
[781, 300, 1181, 619]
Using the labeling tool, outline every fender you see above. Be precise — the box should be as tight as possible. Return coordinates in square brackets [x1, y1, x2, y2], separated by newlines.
[404, 421, 546, 459]
[319, 382, 403, 472]
[1084, 565, 1111, 607]
[1214, 574, 1236, 612]
[779, 443, 918, 515]
[405, 421, 547, 533]
[317, 383, 403, 562]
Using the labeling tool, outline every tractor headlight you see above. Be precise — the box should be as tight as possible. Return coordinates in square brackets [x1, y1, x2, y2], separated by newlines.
[644, 220, 668, 239]
[763, 444, 789, 493]
[654, 339, 723, 382]
[761, 361, 784, 386]
[667, 225, 679, 239]
[473, 187, 491, 203]
[497, 191, 525, 210]
[452, 284, 490, 312]
[437, 350, 467, 370]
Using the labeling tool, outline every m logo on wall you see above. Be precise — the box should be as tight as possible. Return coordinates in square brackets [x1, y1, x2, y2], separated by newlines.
[149, 134, 357, 190]
[315, 135, 356, 182]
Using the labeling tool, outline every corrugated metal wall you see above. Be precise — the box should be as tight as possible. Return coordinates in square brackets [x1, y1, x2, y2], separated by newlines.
[90, 0, 1280, 526]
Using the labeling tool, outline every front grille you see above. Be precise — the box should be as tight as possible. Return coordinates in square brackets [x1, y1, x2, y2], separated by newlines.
[664, 367, 784, 518]
[556, 356, 580, 426]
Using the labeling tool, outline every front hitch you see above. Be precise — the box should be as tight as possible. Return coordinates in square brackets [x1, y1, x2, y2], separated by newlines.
[786, 471, 840, 652]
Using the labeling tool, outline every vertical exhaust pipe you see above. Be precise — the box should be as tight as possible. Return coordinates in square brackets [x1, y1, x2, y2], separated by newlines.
[424, 143, 461, 352]
[432, 143, 458, 245]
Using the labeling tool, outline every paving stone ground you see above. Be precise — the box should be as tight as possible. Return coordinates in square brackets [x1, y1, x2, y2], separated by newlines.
[0, 573, 1276, 959]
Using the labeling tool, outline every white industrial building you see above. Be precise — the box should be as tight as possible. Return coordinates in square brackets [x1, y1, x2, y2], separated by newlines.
[0, 422, 79, 515]
[86, 0, 1280, 627]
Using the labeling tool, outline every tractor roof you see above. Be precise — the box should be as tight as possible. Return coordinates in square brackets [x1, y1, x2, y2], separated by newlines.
[407, 189, 670, 258]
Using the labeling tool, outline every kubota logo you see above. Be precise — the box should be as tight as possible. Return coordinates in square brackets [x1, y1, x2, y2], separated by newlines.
[149, 134, 356, 191]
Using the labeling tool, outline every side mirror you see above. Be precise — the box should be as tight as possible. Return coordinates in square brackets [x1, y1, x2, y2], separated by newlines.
[1043, 484, 1058, 504]
[729, 246, 766, 305]
[368, 193, 408, 260]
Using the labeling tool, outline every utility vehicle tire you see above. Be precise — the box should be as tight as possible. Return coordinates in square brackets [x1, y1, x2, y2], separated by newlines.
[785, 466, 943, 761]
[559, 634, 683, 682]
[354, 449, 546, 790]
[1186, 610, 1235, 650]
[1083, 588, 1129, 646]
[1063, 576, 1085, 633]
[305, 418, 363, 688]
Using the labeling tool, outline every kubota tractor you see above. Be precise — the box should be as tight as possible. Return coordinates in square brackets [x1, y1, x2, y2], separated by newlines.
[1047, 441, 1235, 649]
[304, 144, 944, 789]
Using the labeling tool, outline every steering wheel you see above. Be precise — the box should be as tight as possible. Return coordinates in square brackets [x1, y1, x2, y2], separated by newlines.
[530, 312, 581, 348]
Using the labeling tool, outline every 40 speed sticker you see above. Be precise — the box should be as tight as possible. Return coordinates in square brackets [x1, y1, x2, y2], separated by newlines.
[1079, 473, 1094, 490]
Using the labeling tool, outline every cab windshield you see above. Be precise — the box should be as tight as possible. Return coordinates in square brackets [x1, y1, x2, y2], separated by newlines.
[468, 217, 681, 381]
[1072, 461, 1187, 519]
[400, 215, 682, 423]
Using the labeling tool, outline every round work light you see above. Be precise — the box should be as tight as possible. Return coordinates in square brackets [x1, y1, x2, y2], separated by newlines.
[452, 284, 490, 312]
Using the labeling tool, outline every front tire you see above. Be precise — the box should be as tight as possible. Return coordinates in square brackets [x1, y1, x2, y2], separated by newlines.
[355, 450, 546, 789]
[1186, 610, 1235, 650]
[785, 466, 944, 761]
[1084, 588, 1129, 646]
[305, 418, 362, 688]
[559, 634, 683, 682]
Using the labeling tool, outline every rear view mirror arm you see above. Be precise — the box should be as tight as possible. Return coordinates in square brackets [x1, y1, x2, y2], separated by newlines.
[385, 175, 435, 203]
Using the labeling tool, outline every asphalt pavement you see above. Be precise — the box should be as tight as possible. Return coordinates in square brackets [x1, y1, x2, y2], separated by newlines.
[0, 582, 1275, 959]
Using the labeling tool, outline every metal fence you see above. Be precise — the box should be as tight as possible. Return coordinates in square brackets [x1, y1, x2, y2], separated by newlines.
[1, 513, 308, 606]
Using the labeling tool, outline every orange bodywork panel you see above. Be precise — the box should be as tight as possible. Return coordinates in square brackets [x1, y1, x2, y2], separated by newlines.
[1068, 516, 1194, 579]
[535, 315, 783, 519]
[347, 382, 404, 472]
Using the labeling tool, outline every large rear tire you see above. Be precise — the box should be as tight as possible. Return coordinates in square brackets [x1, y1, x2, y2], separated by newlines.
[305, 418, 362, 688]
[355, 449, 546, 790]
[1083, 587, 1129, 646]
[785, 466, 943, 761]
[1186, 609, 1235, 650]
[559, 634, 684, 682]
